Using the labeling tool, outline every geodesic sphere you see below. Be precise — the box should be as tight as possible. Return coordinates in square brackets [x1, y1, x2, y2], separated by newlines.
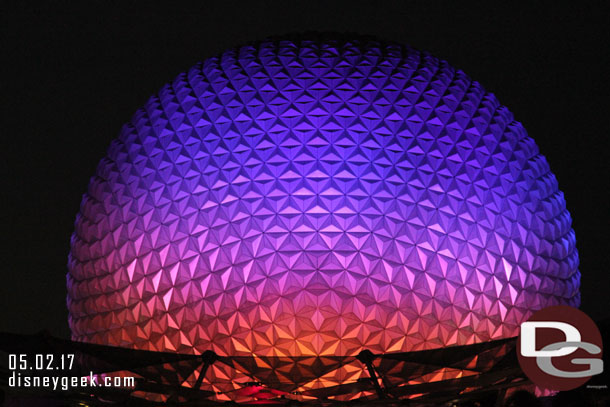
[67, 38, 580, 357]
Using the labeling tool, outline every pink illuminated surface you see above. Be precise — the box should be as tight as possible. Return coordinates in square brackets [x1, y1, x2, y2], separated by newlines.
[67, 38, 579, 399]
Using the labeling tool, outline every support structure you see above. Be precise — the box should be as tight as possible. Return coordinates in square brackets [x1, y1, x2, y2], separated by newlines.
[356, 349, 385, 399]
[194, 350, 218, 391]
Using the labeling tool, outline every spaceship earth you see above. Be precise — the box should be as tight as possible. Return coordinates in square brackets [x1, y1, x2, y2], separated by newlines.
[67, 38, 580, 361]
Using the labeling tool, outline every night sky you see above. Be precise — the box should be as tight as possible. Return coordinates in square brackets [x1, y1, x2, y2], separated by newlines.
[2, 2, 608, 339]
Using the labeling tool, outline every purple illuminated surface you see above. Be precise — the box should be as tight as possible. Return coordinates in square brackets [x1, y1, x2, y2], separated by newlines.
[66, 38, 579, 395]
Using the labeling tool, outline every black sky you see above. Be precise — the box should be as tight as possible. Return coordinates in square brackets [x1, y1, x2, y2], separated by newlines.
[1, 2, 608, 339]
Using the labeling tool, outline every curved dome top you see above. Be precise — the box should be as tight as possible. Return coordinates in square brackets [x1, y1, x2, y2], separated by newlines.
[67, 38, 579, 357]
